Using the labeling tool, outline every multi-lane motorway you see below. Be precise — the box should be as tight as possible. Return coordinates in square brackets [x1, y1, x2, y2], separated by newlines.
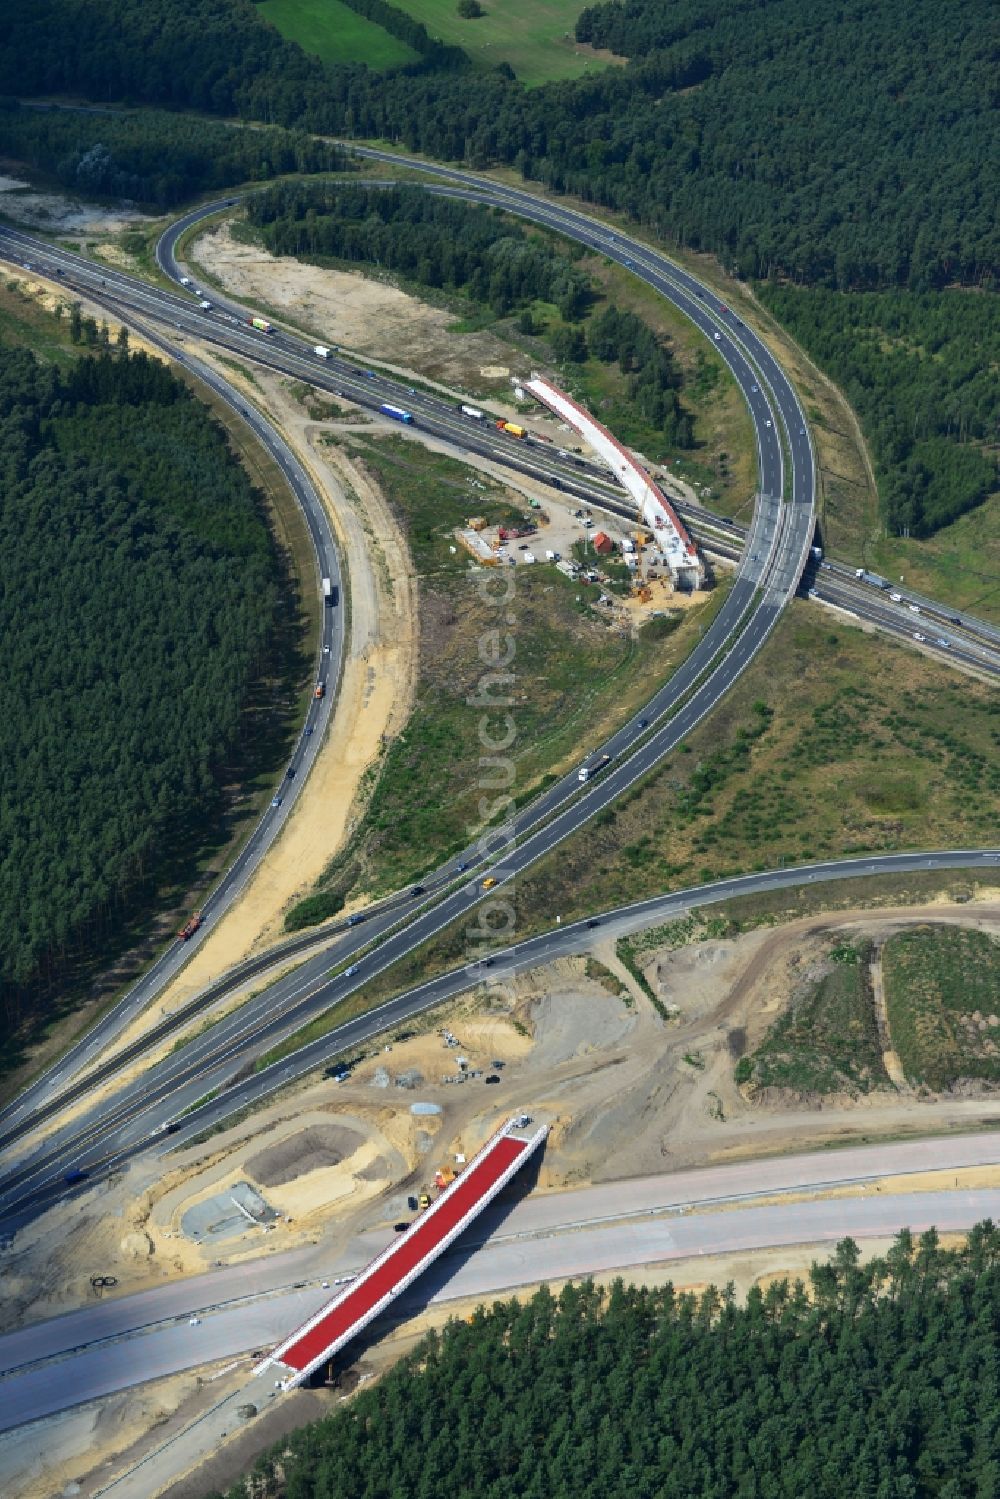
[0, 169, 996, 1253]
[0, 179, 815, 1178]
[2, 847, 998, 1233]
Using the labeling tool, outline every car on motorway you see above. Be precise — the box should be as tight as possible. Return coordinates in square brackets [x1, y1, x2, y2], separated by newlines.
[638, 717, 649, 729]
[950, 615, 961, 625]
[482, 876, 498, 890]
[347, 912, 365, 926]
[751, 384, 758, 393]
[909, 604, 921, 614]
[305, 726, 314, 736]
[457, 861, 470, 871]
[714, 332, 721, 341]
[586, 918, 600, 928]
[270, 795, 282, 808]
[344, 963, 360, 977]
[765, 419, 772, 427]
[410, 885, 425, 897]
[889, 592, 903, 602]
[393, 1222, 409, 1232]
[286, 766, 296, 779]
[935, 637, 949, 648]
[913, 632, 926, 643]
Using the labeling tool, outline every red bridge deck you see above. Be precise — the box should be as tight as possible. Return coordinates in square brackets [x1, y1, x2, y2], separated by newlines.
[259, 1117, 546, 1388]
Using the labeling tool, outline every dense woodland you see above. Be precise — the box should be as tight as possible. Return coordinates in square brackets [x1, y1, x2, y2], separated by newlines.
[1, 0, 995, 294]
[758, 287, 1000, 537]
[212, 1225, 1000, 1498]
[0, 341, 279, 1038]
[0, 102, 345, 209]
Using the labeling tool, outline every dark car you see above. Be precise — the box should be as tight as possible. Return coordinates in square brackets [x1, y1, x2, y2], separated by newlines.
[394, 1221, 409, 1232]
[305, 726, 314, 737]
[638, 717, 649, 729]
[410, 885, 425, 897]
[586, 918, 600, 928]
[347, 913, 365, 927]
[286, 767, 296, 779]
[457, 860, 469, 872]
[485, 1074, 501, 1085]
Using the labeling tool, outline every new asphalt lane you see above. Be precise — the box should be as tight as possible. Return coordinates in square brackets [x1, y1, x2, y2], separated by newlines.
[7, 1129, 1000, 1430]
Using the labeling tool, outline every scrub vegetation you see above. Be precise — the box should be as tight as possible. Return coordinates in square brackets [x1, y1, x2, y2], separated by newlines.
[212, 1225, 1000, 1499]
[738, 941, 887, 1096]
[512, 604, 1000, 928]
[284, 437, 723, 929]
[883, 926, 1000, 1090]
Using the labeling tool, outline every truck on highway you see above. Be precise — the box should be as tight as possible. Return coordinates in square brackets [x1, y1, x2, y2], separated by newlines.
[178, 911, 203, 941]
[461, 404, 485, 421]
[322, 576, 333, 603]
[250, 316, 272, 333]
[313, 345, 331, 359]
[380, 403, 414, 424]
[578, 753, 611, 784]
[496, 421, 526, 438]
[855, 569, 890, 590]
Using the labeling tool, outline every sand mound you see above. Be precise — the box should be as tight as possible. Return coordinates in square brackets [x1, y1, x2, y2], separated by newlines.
[246, 1124, 363, 1187]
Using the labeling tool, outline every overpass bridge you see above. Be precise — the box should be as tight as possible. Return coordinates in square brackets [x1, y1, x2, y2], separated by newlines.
[256, 1116, 547, 1389]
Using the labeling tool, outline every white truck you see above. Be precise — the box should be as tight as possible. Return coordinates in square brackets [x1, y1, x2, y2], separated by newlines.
[578, 753, 611, 784]
[461, 404, 485, 421]
[855, 568, 890, 590]
[314, 345, 331, 359]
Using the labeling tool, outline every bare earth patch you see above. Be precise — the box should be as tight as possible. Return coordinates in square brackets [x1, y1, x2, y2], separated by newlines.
[246, 1123, 365, 1187]
[192, 220, 526, 398]
[0, 173, 157, 234]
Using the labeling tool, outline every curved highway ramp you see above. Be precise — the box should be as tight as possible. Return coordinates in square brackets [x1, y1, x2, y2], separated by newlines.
[256, 1116, 547, 1389]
